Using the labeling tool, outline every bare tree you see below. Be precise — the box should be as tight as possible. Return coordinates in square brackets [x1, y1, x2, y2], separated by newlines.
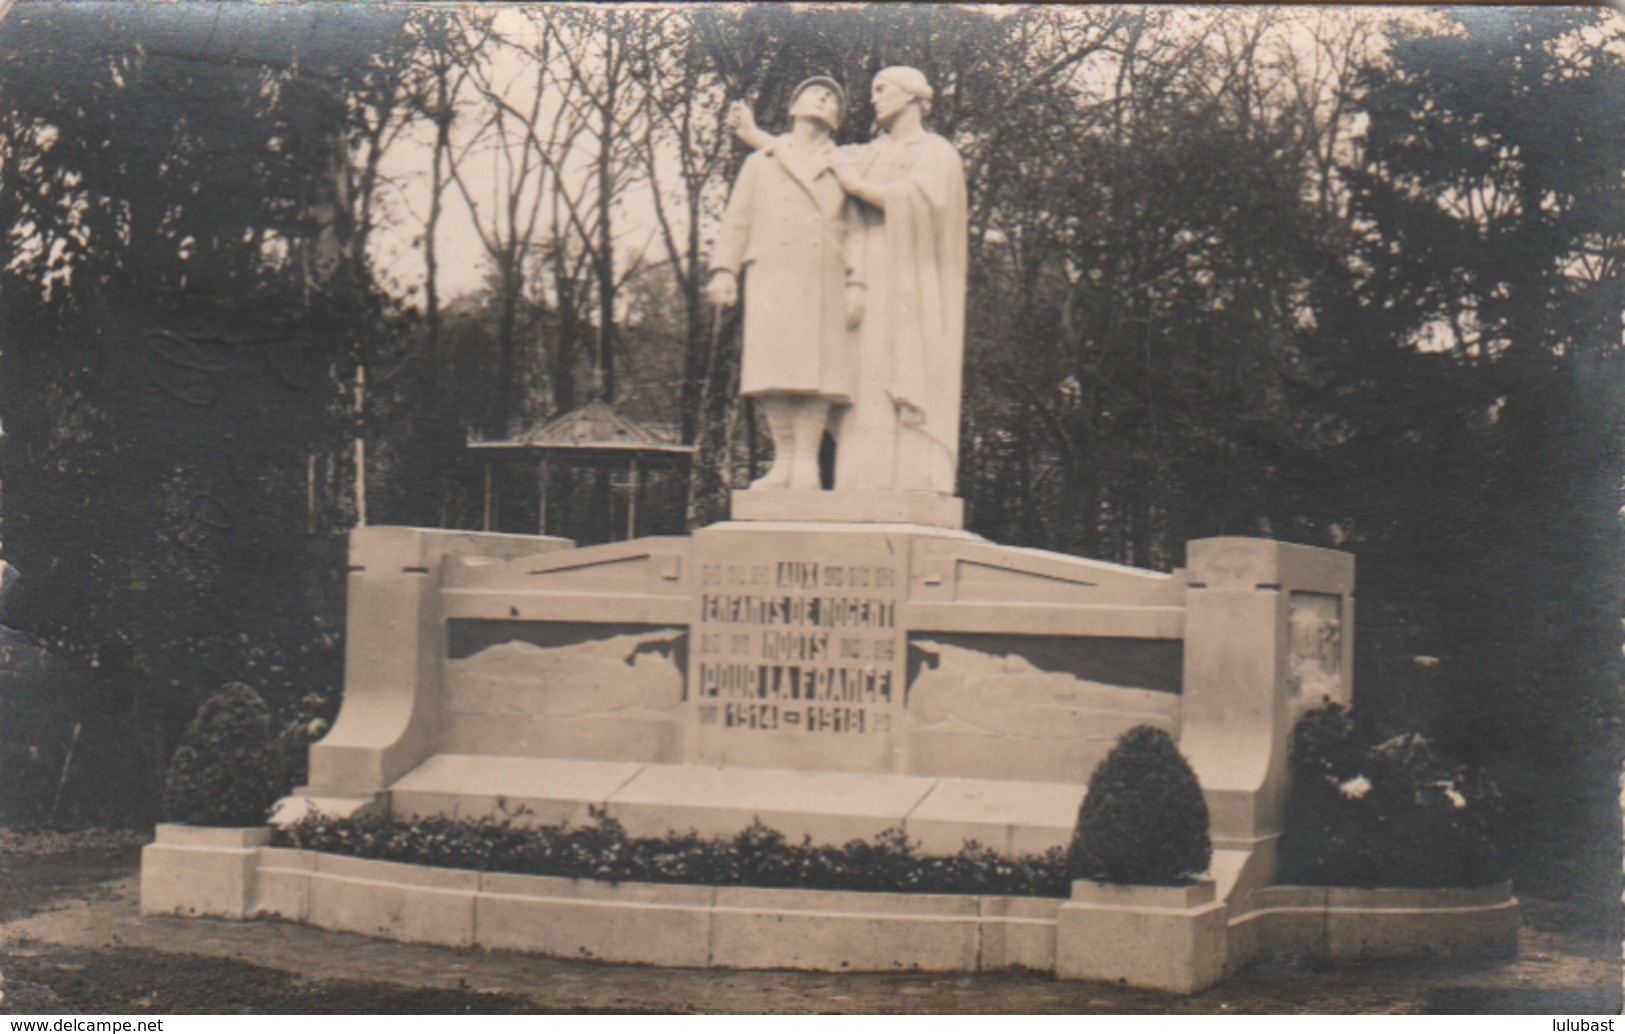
[1275, 9, 1384, 221]
[627, 13, 736, 522]
[401, 10, 481, 386]
[539, 8, 664, 405]
[445, 10, 570, 436]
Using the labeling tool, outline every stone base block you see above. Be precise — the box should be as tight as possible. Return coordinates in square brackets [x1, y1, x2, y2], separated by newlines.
[388, 754, 643, 828]
[1324, 884, 1520, 960]
[709, 886, 981, 972]
[978, 895, 1063, 971]
[730, 488, 964, 529]
[603, 763, 936, 844]
[139, 824, 270, 919]
[904, 777, 1085, 856]
[477, 872, 714, 967]
[1056, 879, 1228, 993]
[255, 847, 315, 921]
[1228, 882, 1520, 970]
[307, 853, 478, 948]
[137, 831, 1521, 990]
[386, 755, 1088, 854]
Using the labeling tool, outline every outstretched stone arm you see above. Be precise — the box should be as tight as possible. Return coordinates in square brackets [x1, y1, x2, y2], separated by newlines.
[730, 101, 882, 206]
[728, 100, 776, 152]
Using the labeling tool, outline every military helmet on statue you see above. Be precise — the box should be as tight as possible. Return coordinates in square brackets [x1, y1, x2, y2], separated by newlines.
[787, 75, 846, 131]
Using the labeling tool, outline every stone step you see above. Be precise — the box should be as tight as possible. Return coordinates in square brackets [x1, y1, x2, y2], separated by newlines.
[388, 753, 1086, 857]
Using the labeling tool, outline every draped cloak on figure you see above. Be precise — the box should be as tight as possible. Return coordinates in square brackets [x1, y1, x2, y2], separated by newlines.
[839, 131, 968, 495]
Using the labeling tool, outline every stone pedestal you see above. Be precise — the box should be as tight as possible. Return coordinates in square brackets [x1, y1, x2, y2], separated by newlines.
[731, 488, 964, 529]
[185, 509, 1532, 994]
[1178, 537, 1354, 905]
[287, 525, 1354, 913]
[287, 517, 1210, 852]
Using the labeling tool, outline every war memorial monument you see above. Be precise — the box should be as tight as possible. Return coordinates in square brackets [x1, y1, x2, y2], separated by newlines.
[141, 68, 1517, 994]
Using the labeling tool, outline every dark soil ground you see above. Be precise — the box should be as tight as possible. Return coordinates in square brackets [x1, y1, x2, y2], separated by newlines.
[0, 829, 1618, 1014]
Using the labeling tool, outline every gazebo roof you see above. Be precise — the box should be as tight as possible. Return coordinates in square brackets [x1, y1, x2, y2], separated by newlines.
[467, 399, 693, 455]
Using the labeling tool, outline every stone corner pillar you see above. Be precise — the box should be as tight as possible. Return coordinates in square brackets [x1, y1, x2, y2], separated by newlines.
[303, 526, 573, 800]
[1178, 537, 1355, 866]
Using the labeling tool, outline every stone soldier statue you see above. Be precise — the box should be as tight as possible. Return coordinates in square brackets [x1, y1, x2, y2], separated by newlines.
[732, 67, 967, 497]
[706, 77, 866, 491]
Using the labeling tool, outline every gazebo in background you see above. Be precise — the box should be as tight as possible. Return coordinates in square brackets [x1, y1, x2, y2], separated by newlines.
[467, 399, 693, 543]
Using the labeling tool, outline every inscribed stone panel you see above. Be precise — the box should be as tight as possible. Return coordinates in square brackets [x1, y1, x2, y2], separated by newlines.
[689, 532, 908, 771]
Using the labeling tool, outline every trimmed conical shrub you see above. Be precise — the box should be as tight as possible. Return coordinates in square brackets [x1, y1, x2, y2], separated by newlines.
[162, 682, 282, 827]
[1069, 724, 1211, 885]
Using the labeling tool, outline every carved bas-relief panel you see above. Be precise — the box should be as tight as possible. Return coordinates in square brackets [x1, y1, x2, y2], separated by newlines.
[1286, 591, 1343, 702]
[439, 621, 688, 764]
[904, 636, 1181, 784]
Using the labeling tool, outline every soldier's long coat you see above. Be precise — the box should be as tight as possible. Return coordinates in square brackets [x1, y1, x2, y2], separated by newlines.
[710, 139, 858, 401]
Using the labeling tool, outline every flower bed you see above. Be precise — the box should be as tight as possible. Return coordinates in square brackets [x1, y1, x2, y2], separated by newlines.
[274, 808, 1073, 898]
[1279, 703, 1509, 889]
[143, 822, 1520, 989]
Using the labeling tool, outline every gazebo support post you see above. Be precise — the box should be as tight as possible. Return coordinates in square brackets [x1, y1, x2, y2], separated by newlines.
[482, 459, 493, 533]
[538, 454, 550, 536]
[627, 454, 640, 540]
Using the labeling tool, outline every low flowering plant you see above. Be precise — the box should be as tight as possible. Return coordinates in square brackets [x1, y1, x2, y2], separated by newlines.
[274, 806, 1074, 898]
[1279, 702, 1508, 888]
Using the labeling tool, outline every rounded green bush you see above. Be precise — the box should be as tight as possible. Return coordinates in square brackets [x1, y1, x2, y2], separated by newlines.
[162, 682, 281, 827]
[1068, 724, 1212, 885]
